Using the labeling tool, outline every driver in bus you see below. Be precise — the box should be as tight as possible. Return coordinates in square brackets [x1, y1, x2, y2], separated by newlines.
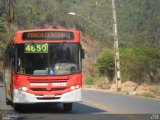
[22, 55, 32, 74]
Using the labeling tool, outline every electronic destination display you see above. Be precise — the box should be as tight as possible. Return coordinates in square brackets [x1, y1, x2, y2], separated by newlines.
[22, 31, 74, 40]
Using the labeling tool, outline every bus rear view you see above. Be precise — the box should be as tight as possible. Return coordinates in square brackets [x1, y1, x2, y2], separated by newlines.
[4, 29, 84, 112]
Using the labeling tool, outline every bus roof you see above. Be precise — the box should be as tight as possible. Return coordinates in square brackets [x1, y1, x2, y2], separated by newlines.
[16, 29, 79, 33]
[12, 29, 80, 44]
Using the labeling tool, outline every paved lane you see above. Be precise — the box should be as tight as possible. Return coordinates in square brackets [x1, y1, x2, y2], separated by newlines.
[83, 89, 160, 114]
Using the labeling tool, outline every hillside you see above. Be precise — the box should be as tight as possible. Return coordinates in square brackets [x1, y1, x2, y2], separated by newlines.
[1, 0, 160, 48]
[81, 34, 102, 81]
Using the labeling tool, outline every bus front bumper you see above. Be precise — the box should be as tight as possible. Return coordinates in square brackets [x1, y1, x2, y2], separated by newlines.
[13, 88, 82, 104]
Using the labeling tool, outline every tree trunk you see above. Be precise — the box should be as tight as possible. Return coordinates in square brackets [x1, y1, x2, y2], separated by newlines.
[149, 71, 156, 83]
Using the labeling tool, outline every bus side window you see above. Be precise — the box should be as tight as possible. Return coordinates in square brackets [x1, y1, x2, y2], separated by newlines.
[17, 57, 25, 74]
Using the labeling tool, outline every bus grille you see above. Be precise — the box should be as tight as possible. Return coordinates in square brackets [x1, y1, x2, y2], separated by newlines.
[30, 88, 67, 91]
[36, 97, 61, 100]
[28, 79, 69, 83]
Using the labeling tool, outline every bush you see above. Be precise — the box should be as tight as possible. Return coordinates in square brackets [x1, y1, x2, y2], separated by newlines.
[0, 41, 5, 50]
[96, 49, 115, 81]
[85, 74, 94, 85]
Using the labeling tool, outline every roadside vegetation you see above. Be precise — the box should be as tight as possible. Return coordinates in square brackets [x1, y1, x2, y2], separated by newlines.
[96, 46, 160, 84]
[94, 46, 160, 98]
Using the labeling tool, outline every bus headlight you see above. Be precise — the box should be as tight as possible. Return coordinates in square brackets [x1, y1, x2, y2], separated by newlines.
[70, 86, 75, 90]
[18, 86, 28, 91]
[75, 85, 79, 89]
[70, 85, 80, 90]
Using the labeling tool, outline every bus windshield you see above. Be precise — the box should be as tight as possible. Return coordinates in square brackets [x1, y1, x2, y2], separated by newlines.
[16, 43, 81, 76]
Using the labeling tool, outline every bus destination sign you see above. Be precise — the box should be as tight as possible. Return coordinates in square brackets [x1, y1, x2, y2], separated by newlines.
[22, 31, 74, 40]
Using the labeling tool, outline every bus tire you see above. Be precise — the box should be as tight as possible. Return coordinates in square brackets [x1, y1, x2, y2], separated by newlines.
[13, 103, 20, 111]
[5, 84, 11, 105]
[63, 103, 73, 112]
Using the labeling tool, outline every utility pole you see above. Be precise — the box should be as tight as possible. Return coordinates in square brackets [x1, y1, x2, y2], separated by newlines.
[112, 0, 121, 91]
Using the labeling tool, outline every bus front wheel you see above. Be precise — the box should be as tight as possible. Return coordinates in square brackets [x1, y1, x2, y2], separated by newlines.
[13, 103, 20, 111]
[63, 103, 73, 112]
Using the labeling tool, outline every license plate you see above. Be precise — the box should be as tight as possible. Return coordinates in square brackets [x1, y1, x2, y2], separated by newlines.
[52, 82, 67, 87]
[44, 94, 55, 97]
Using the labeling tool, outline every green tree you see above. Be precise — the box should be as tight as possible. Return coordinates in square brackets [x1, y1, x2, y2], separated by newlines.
[120, 45, 160, 83]
[96, 49, 115, 81]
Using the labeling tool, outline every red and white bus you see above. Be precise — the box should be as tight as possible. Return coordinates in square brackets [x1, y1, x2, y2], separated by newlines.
[3, 29, 84, 111]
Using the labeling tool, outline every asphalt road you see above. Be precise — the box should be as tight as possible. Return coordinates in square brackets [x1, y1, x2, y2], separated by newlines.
[0, 86, 160, 120]
[83, 89, 160, 114]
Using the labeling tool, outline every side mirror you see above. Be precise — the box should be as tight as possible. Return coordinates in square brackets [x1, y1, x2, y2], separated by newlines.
[81, 49, 85, 59]
[9, 45, 14, 58]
